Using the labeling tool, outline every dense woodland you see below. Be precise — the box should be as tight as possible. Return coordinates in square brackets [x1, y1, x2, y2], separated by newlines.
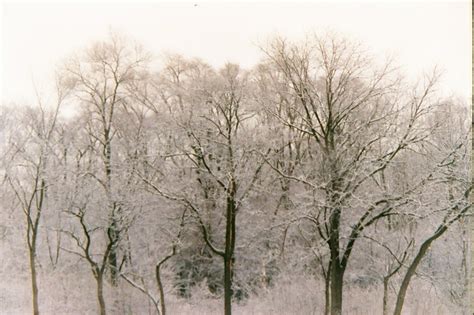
[0, 32, 471, 315]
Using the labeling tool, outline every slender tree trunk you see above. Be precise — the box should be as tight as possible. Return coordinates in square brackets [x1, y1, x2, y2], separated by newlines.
[324, 260, 331, 315]
[154, 210, 185, 315]
[108, 217, 118, 286]
[224, 255, 233, 315]
[28, 179, 45, 315]
[383, 277, 389, 315]
[29, 247, 39, 315]
[393, 226, 447, 315]
[105, 136, 119, 286]
[96, 274, 107, 315]
[156, 264, 166, 315]
[28, 219, 40, 315]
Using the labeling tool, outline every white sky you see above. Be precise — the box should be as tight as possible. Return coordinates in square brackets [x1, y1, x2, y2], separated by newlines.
[1, 0, 471, 106]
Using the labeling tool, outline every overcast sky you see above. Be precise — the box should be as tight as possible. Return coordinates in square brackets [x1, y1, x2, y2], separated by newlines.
[1, 1, 471, 106]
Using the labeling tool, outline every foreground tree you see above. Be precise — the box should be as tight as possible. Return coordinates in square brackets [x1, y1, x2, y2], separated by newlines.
[260, 33, 445, 315]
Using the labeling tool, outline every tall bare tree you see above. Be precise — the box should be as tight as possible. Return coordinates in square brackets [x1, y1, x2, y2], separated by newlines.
[136, 58, 270, 315]
[3, 87, 66, 315]
[391, 101, 472, 315]
[60, 32, 150, 285]
[261, 33, 443, 315]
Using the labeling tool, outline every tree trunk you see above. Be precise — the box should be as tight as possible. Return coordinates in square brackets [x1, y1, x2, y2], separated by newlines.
[328, 202, 344, 315]
[29, 248, 39, 315]
[224, 255, 233, 315]
[324, 265, 331, 315]
[28, 181, 45, 315]
[108, 217, 118, 286]
[96, 274, 107, 315]
[328, 217, 345, 315]
[156, 264, 166, 315]
[393, 226, 447, 315]
[224, 193, 236, 315]
[326, 161, 345, 315]
[329, 260, 344, 315]
[383, 277, 389, 315]
[105, 137, 119, 287]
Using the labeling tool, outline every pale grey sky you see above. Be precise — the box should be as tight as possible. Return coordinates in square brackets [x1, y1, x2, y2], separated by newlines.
[1, 1, 471, 105]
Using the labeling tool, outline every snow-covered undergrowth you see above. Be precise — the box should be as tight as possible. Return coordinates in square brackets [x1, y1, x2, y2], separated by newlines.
[1, 271, 464, 315]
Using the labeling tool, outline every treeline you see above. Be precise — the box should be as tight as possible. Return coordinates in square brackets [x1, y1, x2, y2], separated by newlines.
[0, 32, 471, 315]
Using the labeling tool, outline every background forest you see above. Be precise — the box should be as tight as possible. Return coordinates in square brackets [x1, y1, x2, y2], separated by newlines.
[0, 32, 471, 315]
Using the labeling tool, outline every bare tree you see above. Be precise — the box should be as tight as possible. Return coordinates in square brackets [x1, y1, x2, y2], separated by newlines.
[0, 30, 468, 315]
[60, 32, 151, 286]
[392, 111, 472, 315]
[59, 129, 134, 315]
[3, 88, 65, 315]
[261, 33, 443, 315]
[63, 205, 115, 315]
[135, 59, 270, 315]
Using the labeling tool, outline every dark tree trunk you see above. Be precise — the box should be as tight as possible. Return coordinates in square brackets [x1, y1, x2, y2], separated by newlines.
[329, 260, 344, 315]
[224, 192, 237, 315]
[104, 136, 119, 287]
[96, 274, 107, 315]
[29, 248, 39, 315]
[383, 277, 389, 315]
[223, 255, 233, 315]
[108, 218, 118, 286]
[393, 226, 447, 315]
[328, 202, 344, 315]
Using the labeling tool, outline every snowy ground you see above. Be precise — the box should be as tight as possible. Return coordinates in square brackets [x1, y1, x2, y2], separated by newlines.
[0, 271, 462, 315]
